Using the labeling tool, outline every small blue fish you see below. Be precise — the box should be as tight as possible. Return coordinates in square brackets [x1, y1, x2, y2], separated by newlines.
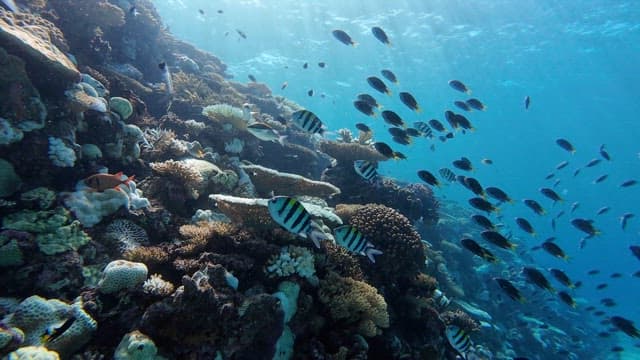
[333, 225, 382, 263]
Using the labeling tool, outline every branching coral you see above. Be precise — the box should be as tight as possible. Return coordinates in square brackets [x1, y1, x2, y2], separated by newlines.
[150, 159, 204, 199]
[318, 271, 389, 337]
[123, 245, 169, 266]
[142, 273, 175, 297]
[172, 71, 218, 106]
[265, 246, 316, 282]
[177, 221, 217, 255]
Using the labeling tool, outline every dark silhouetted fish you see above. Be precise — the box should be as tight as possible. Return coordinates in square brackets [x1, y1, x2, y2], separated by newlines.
[571, 218, 600, 236]
[466, 98, 487, 111]
[381, 110, 406, 128]
[515, 217, 536, 236]
[486, 187, 513, 204]
[453, 157, 473, 172]
[620, 213, 634, 230]
[523, 199, 546, 215]
[630, 245, 640, 261]
[540, 187, 563, 203]
[428, 119, 446, 132]
[367, 76, 392, 96]
[599, 144, 611, 161]
[357, 93, 381, 109]
[461, 238, 499, 263]
[303, 62, 308, 69]
[586, 158, 601, 167]
[494, 278, 526, 303]
[353, 100, 376, 117]
[380, 69, 398, 84]
[444, 110, 459, 130]
[448, 80, 471, 94]
[610, 316, 640, 338]
[621, 179, 637, 187]
[556, 160, 569, 170]
[332, 29, 356, 46]
[523, 267, 555, 293]
[593, 174, 608, 184]
[454, 113, 474, 131]
[471, 214, 495, 230]
[373, 142, 403, 160]
[558, 291, 576, 308]
[549, 268, 574, 288]
[524, 95, 531, 109]
[481, 158, 493, 165]
[570, 202, 579, 213]
[318, 62, 326, 68]
[371, 26, 391, 46]
[542, 241, 568, 260]
[355, 123, 371, 133]
[399, 92, 421, 113]
[464, 177, 484, 197]
[417, 170, 440, 187]
[596, 206, 610, 215]
[481, 230, 515, 250]
[556, 138, 575, 153]
[454, 100, 472, 112]
[307, 89, 314, 96]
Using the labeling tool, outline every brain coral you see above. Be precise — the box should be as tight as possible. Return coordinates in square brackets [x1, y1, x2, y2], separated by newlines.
[347, 204, 426, 287]
[98, 259, 148, 294]
[318, 271, 389, 337]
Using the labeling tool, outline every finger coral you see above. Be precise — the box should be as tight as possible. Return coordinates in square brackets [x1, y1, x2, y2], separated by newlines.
[318, 271, 389, 337]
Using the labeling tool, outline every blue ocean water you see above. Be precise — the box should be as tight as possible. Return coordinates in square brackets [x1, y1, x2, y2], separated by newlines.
[156, 0, 640, 357]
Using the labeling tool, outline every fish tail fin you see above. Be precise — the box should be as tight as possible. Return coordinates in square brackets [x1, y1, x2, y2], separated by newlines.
[509, 243, 518, 250]
[351, 41, 359, 47]
[364, 247, 383, 263]
[278, 135, 288, 146]
[307, 221, 327, 249]
[416, 107, 423, 113]
[386, 90, 393, 97]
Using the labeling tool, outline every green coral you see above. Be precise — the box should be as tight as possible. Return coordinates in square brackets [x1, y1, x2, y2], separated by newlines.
[2, 207, 91, 255]
[20, 187, 56, 210]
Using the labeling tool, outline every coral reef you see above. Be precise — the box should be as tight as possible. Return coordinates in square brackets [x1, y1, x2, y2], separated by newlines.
[241, 163, 341, 199]
[97, 259, 148, 294]
[318, 271, 389, 337]
[319, 141, 387, 164]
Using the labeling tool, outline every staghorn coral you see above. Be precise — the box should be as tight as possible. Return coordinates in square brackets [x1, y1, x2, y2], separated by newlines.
[240, 164, 341, 199]
[177, 221, 217, 255]
[348, 204, 426, 289]
[172, 71, 218, 106]
[441, 309, 480, 333]
[123, 245, 169, 265]
[149, 159, 204, 200]
[318, 271, 389, 337]
[265, 245, 316, 282]
[319, 141, 387, 164]
[142, 273, 175, 297]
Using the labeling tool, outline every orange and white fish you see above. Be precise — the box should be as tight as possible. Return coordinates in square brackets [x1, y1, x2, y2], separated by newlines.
[83, 172, 134, 192]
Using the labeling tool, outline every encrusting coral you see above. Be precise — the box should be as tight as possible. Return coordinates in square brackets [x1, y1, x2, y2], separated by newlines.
[319, 140, 388, 164]
[318, 271, 389, 337]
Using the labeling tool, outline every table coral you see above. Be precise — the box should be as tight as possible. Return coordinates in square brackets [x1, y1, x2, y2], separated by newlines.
[318, 271, 389, 337]
[240, 164, 341, 199]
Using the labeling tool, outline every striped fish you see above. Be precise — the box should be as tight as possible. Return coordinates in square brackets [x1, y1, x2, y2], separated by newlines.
[291, 110, 324, 135]
[333, 225, 383, 263]
[413, 121, 433, 138]
[433, 289, 450, 307]
[445, 325, 473, 359]
[267, 196, 327, 248]
[353, 160, 378, 183]
[439, 167, 457, 182]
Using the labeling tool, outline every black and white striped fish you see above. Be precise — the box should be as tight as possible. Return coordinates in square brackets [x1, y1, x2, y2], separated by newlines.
[433, 289, 450, 307]
[439, 168, 457, 182]
[413, 121, 433, 138]
[353, 160, 378, 183]
[267, 196, 327, 248]
[291, 110, 324, 135]
[333, 225, 383, 263]
[445, 325, 473, 359]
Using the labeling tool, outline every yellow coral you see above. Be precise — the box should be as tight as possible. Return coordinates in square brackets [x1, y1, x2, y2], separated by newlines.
[318, 272, 389, 337]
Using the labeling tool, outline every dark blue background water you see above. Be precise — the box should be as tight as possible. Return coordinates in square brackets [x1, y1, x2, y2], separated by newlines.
[156, 0, 640, 354]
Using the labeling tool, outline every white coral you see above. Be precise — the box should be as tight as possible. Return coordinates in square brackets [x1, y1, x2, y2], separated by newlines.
[142, 274, 174, 296]
[266, 246, 316, 281]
